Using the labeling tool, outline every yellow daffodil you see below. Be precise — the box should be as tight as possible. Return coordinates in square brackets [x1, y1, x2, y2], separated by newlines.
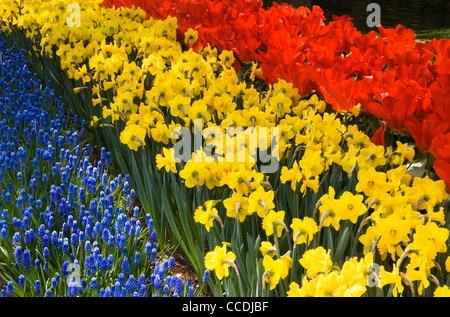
[259, 241, 277, 258]
[290, 217, 318, 247]
[262, 255, 285, 290]
[434, 285, 450, 297]
[184, 28, 198, 46]
[248, 186, 275, 218]
[223, 192, 251, 222]
[299, 247, 332, 279]
[379, 264, 404, 297]
[334, 191, 367, 224]
[204, 244, 237, 280]
[194, 200, 222, 232]
[155, 147, 179, 174]
[262, 210, 287, 237]
[179, 161, 211, 188]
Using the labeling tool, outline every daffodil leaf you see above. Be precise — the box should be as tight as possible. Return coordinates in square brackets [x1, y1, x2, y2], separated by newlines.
[335, 226, 350, 262]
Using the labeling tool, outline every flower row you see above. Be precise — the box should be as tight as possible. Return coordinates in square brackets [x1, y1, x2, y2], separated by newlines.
[0, 30, 194, 297]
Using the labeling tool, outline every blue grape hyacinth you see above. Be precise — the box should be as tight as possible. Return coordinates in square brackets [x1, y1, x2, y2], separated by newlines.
[0, 32, 195, 297]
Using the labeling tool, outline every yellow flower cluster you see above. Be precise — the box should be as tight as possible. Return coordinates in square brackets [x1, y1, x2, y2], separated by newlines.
[288, 248, 374, 297]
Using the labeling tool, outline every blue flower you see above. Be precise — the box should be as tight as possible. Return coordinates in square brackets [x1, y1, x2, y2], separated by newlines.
[79, 187, 85, 204]
[134, 252, 141, 266]
[47, 216, 54, 228]
[77, 230, 84, 244]
[107, 254, 114, 270]
[90, 277, 98, 290]
[37, 224, 46, 238]
[150, 247, 157, 261]
[22, 250, 31, 270]
[202, 270, 210, 283]
[43, 247, 49, 261]
[149, 230, 157, 245]
[119, 234, 126, 249]
[102, 228, 110, 242]
[144, 242, 152, 255]
[81, 278, 87, 290]
[71, 233, 78, 247]
[16, 196, 23, 209]
[12, 232, 21, 246]
[162, 260, 169, 273]
[24, 230, 32, 245]
[117, 273, 125, 286]
[85, 224, 92, 238]
[34, 280, 41, 295]
[99, 258, 107, 271]
[62, 261, 69, 277]
[68, 215, 74, 227]
[68, 281, 79, 297]
[18, 275, 24, 288]
[125, 275, 136, 294]
[102, 172, 108, 187]
[163, 284, 170, 295]
[14, 246, 23, 264]
[121, 257, 130, 276]
[107, 235, 115, 247]
[51, 231, 58, 245]
[123, 181, 129, 196]
[186, 277, 191, 288]
[133, 206, 139, 218]
[113, 282, 121, 297]
[137, 274, 146, 287]
[104, 287, 112, 297]
[45, 289, 52, 297]
[62, 238, 70, 253]
[124, 221, 131, 235]
[84, 240, 91, 253]
[175, 278, 184, 294]
[138, 284, 146, 297]
[51, 278, 57, 289]
[153, 275, 162, 291]
[168, 256, 175, 269]
[6, 281, 13, 296]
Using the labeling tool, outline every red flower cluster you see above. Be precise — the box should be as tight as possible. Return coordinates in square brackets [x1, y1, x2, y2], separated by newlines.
[102, 0, 450, 187]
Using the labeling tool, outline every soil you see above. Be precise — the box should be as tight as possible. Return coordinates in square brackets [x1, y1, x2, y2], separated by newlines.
[167, 244, 214, 297]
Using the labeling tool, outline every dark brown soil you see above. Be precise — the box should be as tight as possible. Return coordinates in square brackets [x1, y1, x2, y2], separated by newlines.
[168, 245, 214, 297]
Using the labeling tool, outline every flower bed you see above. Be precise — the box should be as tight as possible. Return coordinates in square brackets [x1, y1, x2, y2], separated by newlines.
[0, 30, 195, 297]
[103, 0, 450, 188]
[1, 0, 449, 297]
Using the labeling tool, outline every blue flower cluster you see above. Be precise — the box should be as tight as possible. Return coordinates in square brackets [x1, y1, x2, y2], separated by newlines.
[0, 31, 195, 297]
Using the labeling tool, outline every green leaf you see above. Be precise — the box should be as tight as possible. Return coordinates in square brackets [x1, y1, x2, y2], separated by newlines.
[335, 226, 350, 263]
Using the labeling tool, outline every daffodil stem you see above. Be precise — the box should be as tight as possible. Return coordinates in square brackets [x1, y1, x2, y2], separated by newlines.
[272, 223, 281, 258]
